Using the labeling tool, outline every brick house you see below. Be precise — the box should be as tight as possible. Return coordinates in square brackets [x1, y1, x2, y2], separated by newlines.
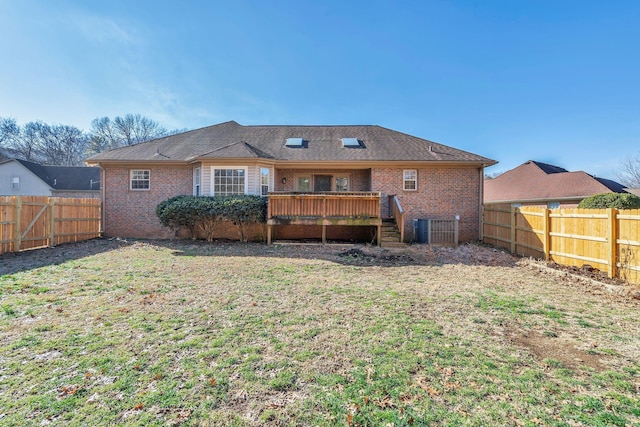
[86, 121, 495, 244]
[484, 160, 627, 208]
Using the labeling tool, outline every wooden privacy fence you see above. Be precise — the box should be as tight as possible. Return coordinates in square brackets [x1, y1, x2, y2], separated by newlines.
[482, 204, 640, 285]
[0, 196, 101, 255]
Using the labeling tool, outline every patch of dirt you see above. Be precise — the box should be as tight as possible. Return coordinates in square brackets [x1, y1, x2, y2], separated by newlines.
[422, 243, 519, 267]
[506, 328, 609, 372]
[523, 259, 640, 304]
[336, 247, 417, 266]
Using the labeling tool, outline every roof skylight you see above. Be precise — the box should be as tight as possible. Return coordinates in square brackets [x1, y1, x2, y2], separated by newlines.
[285, 137, 304, 147]
[341, 138, 361, 148]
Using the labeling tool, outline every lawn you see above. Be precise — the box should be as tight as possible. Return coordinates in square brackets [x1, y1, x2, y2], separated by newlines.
[0, 239, 639, 426]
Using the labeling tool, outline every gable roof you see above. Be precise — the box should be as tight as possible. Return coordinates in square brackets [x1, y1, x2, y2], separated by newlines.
[484, 160, 626, 203]
[2, 159, 100, 191]
[86, 120, 495, 165]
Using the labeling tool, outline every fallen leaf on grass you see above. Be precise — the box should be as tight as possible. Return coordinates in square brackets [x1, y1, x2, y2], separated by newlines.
[133, 403, 144, 410]
[346, 413, 354, 426]
[58, 385, 80, 398]
[374, 396, 396, 409]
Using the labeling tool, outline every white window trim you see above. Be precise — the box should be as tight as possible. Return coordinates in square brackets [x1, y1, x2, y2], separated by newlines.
[260, 167, 270, 196]
[11, 176, 20, 190]
[130, 169, 150, 191]
[193, 167, 201, 196]
[210, 166, 249, 196]
[403, 169, 417, 191]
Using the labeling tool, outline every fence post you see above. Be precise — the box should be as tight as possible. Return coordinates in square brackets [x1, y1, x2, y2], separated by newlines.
[481, 205, 485, 242]
[543, 208, 551, 261]
[608, 208, 617, 279]
[48, 198, 55, 247]
[510, 205, 516, 253]
[13, 196, 22, 252]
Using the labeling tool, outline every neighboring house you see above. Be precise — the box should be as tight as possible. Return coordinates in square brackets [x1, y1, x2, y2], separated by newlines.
[0, 159, 100, 198]
[625, 188, 640, 197]
[484, 160, 626, 208]
[86, 120, 496, 243]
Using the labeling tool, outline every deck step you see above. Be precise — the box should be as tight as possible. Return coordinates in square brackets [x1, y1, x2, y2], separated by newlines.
[378, 218, 403, 246]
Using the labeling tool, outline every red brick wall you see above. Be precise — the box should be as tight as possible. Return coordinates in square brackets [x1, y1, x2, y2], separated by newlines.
[177, 221, 266, 241]
[103, 165, 193, 238]
[372, 166, 482, 242]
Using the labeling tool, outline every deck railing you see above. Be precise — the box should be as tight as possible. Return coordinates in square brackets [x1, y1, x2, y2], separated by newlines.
[268, 192, 381, 219]
[390, 195, 405, 243]
[266, 192, 382, 245]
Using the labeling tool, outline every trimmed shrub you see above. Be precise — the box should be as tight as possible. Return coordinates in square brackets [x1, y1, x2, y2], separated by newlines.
[155, 195, 267, 241]
[215, 195, 267, 242]
[155, 195, 201, 238]
[577, 193, 640, 209]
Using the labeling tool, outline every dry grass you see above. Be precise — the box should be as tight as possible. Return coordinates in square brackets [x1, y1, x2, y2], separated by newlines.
[0, 239, 639, 426]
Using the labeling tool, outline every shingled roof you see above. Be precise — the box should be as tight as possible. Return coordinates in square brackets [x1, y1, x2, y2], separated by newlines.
[6, 159, 100, 191]
[86, 121, 495, 165]
[484, 160, 626, 203]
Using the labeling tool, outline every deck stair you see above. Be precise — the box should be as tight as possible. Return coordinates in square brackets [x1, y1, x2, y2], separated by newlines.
[380, 218, 405, 247]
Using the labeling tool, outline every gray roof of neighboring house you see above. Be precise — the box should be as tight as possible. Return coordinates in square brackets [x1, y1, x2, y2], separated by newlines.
[86, 121, 496, 165]
[3, 159, 100, 191]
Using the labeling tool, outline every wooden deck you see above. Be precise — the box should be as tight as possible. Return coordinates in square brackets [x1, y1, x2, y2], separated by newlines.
[267, 192, 382, 245]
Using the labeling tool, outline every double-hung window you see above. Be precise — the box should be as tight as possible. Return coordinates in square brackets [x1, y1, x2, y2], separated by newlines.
[11, 177, 20, 190]
[403, 170, 417, 191]
[260, 167, 270, 196]
[194, 167, 201, 196]
[212, 167, 247, 195]
[130, 170, 150, 190]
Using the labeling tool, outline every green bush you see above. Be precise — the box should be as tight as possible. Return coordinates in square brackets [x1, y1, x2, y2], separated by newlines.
[577, 193, 640, 209]
[155, 195, 267, 241]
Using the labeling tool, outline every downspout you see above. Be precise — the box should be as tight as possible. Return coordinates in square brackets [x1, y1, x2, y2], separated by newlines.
[478, 166, 484, 241]
[100, 166, 106, 235]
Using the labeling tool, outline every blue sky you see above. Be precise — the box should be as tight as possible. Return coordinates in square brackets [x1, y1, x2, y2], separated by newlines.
[1, 0, 639, 178]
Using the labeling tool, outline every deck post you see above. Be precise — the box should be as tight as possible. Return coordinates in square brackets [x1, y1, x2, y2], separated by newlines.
[267, 223, 272, 245]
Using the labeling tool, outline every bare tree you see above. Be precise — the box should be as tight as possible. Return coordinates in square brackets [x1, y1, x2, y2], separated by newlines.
[0, 117, 19, 146]
[87, 114, 168, 154]
[11, 121, 45, 162]
[38, 124, 88, 166]
[618, 153, 640, 188]
[87, 116, 119, 155]
[8, 121, 87, 165]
